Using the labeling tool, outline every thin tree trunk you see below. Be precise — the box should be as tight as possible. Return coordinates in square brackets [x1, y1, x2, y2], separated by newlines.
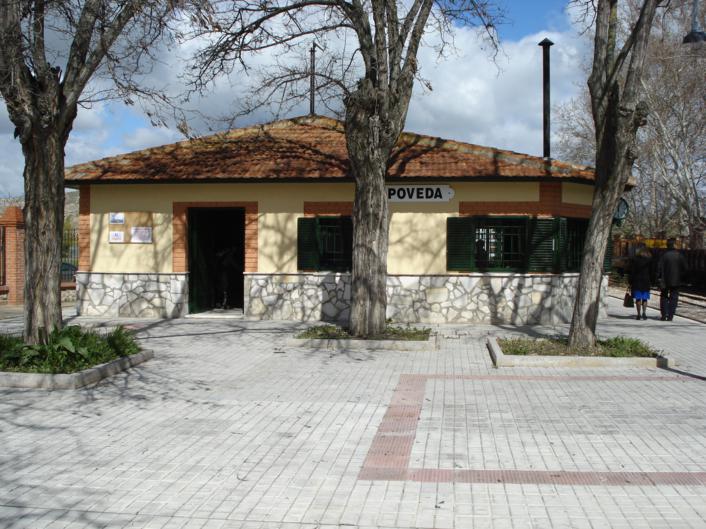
[689, 225, 704, 250]
[569, 92, 639, 349]
[568, 185, 615, 348]
[22, 129, 66, 344]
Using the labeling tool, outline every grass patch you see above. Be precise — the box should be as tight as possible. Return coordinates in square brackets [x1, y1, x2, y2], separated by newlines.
[0, 326, 140, 374]
[498, 336, 659, 358]
[296, 324, 431, 341]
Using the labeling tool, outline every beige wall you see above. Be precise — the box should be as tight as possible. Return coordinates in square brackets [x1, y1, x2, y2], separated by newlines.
[562, 182, 594, 206]
[88, 182, 541, 275]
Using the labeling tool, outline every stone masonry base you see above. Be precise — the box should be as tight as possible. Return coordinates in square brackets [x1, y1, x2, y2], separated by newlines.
[76, 273, 188, 318]
[245, 273, 605, 325]
[77, 272, 605, 324]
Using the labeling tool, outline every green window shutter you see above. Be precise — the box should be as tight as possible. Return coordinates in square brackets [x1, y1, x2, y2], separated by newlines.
[341, 216, 353, 272]
[566, 218, 589, 272]
[557, 217, 568, 272]
[297, 217, 320, 271]
[527, 218, 557, 272]
[447, 217, 474, 272]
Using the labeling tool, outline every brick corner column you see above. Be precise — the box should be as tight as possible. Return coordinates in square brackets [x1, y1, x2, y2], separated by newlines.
[0, 206, 25, 305]
[78, 185, 91, 272]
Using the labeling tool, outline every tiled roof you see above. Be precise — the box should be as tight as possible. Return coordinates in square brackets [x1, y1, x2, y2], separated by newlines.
[65, 115, 596, 184]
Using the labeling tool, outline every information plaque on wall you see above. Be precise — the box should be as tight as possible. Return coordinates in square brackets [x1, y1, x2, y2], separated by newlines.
[109, 212, 125, 224]
[106, 212, 154, 244]
[130, 227, 153, 244]
[109, 231, 125, 243]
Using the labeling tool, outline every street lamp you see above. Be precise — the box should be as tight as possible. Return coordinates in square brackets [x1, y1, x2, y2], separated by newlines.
[684, 0, 706, 44]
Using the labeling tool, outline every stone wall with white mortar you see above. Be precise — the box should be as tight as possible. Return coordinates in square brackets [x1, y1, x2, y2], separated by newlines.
[76, 273, 188, 318]
[245, 273, 606, 325]
[76, 272, 605, 324]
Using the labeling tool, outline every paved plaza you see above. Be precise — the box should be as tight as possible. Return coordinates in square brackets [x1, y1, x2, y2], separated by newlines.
[0, 297, 705, 529]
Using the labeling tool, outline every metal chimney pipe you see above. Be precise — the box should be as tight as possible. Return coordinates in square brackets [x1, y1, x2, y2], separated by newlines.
[538, 38, 554, 159]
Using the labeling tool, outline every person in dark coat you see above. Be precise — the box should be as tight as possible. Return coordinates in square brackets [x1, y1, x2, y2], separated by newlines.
[475, 239, 489, 270]
[629, 245, 653, 320]
[658, 238, 688, 321]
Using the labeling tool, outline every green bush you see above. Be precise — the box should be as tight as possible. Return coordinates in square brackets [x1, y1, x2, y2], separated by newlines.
[498, 336, 658, 357]
[296, 324, 430, 341]
[0, 326, 140, 374]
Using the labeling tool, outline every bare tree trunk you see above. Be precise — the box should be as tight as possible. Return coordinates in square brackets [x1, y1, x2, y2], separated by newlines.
[345, 89, 401, 337]
[349, 168, 390, 337]
[568, 0, 659, 349]
[22, 129, 66, 344]
[568, 91, 644, 349]
[568, 184, 617, 348]
[689, 225, 704, 250]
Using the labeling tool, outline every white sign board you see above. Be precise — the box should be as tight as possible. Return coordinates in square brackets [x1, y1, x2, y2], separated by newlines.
[130, 227, 153, 244]
[109, 231, 125, 243]
[109, 212, 125, 224]
[386, 185, 454, 202]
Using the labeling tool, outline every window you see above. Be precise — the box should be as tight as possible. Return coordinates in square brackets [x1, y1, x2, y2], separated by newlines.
[566, 218, 589, 272]
[297, 216, 353, 272]
[474, 219, 526, 270]
[447, 216, 592, 273]
[447, 216, 529, 272]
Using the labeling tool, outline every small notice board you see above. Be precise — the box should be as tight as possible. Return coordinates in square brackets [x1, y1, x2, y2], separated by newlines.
[108, 212, 154, 244]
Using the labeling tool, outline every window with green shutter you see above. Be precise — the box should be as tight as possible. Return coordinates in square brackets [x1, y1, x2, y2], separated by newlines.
[446, 215, 599, 274]
[446, 217, 475, 271]
[447, 216, 529, 272]
[566, 218, 589, 272]
[527, 218, 559, 272]
[474, 217, 528, 271]
[297, 216, 353, 272]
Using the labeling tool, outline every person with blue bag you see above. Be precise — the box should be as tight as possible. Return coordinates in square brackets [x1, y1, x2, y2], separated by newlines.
[629, 244, 653, 320]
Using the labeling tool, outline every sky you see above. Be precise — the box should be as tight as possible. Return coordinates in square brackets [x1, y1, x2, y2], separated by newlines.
[0, 0, 588, 197]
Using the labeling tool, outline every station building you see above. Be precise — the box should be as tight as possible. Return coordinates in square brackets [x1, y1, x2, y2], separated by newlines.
[65, 115, 607, 324]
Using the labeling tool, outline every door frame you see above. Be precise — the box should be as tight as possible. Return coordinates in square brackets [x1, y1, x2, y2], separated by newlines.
[172, 201, 258, 274]
[173, 201, 258, 313]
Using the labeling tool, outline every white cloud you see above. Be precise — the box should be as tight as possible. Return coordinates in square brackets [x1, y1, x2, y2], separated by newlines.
[406, 28, 589, 156]
[0, 134, 25, 197]
[122, 127, 182, 150]
[73, 103, 110, 131]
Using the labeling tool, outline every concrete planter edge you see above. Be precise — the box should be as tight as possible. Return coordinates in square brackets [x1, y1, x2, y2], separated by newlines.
[0, 350, 154, 390]
[487, 337, 670, 369]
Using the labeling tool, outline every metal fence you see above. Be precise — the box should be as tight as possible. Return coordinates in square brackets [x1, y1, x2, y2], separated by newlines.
[62, 228, 78, 282]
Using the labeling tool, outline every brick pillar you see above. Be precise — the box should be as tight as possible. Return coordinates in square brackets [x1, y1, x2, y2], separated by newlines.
[0, 206, 25, 304]
[78, 185, 91, 271]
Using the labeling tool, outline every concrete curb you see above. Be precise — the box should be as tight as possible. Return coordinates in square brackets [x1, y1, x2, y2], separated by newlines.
[0, 350, 154, 390]
[286, 337, 436, 351]
[487, 337, 669, 368]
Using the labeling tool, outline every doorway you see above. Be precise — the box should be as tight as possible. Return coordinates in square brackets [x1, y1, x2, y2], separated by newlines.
[188, 208, 245, 313]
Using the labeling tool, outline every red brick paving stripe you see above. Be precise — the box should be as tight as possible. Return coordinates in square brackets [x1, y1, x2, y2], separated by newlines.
[358, 372, 703, 485]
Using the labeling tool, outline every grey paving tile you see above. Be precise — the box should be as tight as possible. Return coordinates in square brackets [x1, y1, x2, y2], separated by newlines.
[0, 301, 704, 528]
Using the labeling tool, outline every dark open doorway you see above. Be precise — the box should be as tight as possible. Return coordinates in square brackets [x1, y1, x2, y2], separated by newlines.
[188, 208, 245, 313]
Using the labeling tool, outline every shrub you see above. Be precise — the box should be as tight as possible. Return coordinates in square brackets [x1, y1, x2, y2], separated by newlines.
[0, 326, 140, 374]
[296, 324, 430, 341]
[498, 336, 658, 357]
